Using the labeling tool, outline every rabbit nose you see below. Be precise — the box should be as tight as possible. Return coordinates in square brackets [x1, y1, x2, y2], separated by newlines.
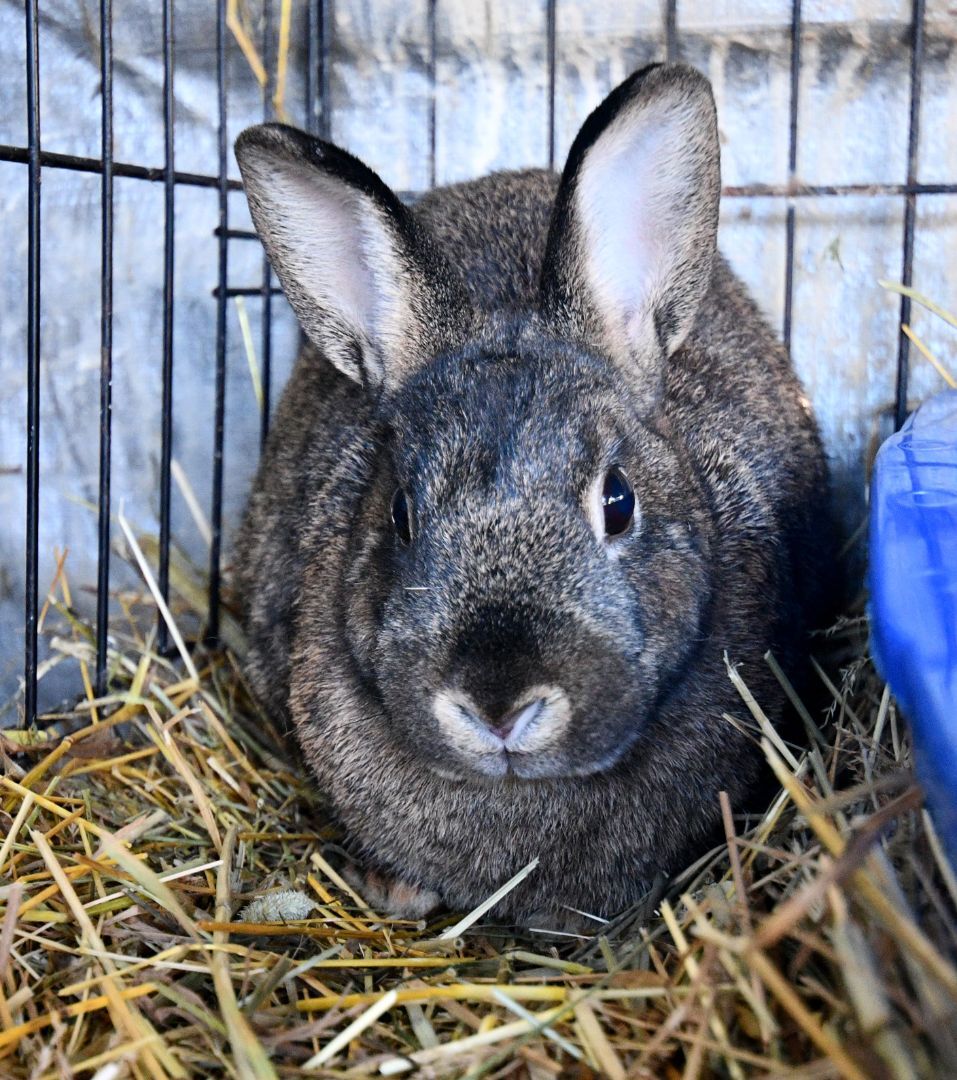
[484, 698, 545, 742]
[432, 686, 572, 762]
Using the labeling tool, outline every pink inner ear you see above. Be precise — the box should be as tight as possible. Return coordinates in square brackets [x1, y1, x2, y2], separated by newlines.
[242, 146, 413, 385]
[273, 168, 379, 339]
[573, 95, 708, 363]
[578, 119, 671, 335]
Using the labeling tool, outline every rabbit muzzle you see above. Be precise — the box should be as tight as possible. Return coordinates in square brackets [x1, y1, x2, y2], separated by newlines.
[431, 685, 573, 778]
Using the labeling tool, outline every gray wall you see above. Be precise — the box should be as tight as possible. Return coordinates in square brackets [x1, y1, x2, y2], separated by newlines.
[1, 0, 955, 717]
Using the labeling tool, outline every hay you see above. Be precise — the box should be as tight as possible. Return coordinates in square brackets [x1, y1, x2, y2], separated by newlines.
[2, 553, 956, 1079]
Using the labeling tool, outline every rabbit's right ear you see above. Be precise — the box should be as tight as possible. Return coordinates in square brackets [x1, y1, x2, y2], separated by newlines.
[235, 124, 470, 390]
[540, 64, 720, 408]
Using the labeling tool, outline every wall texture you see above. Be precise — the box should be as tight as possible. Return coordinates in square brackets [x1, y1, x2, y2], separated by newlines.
[1, 0, 955, 716]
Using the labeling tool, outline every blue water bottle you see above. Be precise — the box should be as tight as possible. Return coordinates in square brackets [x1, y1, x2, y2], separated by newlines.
[869, 389, 957, 870]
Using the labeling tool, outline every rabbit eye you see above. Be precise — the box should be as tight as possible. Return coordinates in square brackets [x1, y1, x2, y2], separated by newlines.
[391, 488, 413, 545]
[602, 467, 635, 536]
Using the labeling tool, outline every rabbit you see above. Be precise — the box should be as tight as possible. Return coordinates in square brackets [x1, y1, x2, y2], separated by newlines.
[232, 62, 832, 925]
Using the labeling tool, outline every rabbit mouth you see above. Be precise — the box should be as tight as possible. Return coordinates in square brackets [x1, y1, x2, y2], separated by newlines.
[431, 685, 579, 779]
[425, 745, 625, 783]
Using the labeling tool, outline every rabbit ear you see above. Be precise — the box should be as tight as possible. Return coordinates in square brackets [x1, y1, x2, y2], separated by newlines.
[540, 64, 720, 402]
[236, 124, 470, 390]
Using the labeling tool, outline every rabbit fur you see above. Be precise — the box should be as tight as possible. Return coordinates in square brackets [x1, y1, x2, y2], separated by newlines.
[233, 63, 832, 924]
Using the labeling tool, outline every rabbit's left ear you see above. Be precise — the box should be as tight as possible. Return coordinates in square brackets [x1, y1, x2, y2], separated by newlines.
[540, 63, 720, 402]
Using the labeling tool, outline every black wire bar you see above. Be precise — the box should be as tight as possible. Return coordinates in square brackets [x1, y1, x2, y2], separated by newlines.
[95, 0, 114, 693]
[208, 0, 229, 643]
[157, 0, 176, 652]
[260, 1, 274, 449]
[0, 143, 242, 190]
[783, 0, 801, 350]
[23, 0, 41, 727]
[318, 0, 332, 140]
[428, 0, 437, 186]
[306, 0, 320, 136]
[664, 0, 678, 62]
[546, 0, 557, 169]
[894, 0, 926, 430]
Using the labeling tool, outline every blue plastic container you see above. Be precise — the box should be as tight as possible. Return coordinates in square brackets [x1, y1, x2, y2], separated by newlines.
[869, 389, 957, 869]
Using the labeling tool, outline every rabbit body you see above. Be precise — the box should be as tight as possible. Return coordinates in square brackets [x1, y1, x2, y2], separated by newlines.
[234, 65, 831, 923]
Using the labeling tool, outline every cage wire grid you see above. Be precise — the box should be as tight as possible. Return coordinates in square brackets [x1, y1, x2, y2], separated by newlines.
[3, 0, 953, 728]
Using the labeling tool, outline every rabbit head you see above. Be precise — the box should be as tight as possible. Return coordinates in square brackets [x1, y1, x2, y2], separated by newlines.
[235, 64, 725, 784]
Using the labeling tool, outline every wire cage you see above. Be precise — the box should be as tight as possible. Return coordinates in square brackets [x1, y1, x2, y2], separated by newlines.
[1, 0, 955, 729]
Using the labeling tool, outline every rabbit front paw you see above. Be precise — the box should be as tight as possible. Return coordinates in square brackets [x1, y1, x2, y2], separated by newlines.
[342, 861, 443, 920]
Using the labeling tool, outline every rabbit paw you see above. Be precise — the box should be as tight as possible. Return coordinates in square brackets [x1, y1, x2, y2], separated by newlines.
[342, 862, 442, 920]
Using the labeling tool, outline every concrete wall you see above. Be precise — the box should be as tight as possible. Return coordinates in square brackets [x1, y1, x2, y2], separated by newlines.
[1, 0, 955, 716]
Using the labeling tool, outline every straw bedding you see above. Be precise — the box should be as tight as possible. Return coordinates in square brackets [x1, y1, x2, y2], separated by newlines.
[1, 546, 956, 1080]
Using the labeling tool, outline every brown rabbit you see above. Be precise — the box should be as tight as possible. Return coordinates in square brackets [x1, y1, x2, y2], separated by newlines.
[233, 63, 831, 924]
